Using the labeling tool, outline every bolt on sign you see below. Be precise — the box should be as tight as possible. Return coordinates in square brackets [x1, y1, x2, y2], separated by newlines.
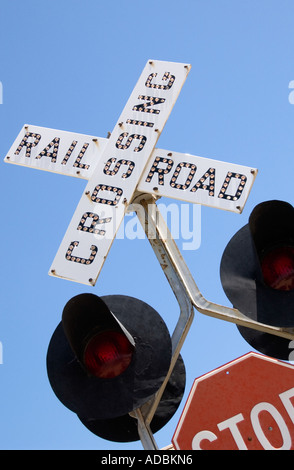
[172, 352, 294, 450]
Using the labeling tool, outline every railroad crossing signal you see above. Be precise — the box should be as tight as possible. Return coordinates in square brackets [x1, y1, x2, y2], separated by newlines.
[4, 59, 257, 287]
[47, 293, 186, 442]
[4, 59, 265, 449]
[220, 200, 294, 360]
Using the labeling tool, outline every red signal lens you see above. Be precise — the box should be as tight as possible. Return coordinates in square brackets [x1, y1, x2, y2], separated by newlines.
[83, 330, 134, 379]
[261, 246, 294, 291]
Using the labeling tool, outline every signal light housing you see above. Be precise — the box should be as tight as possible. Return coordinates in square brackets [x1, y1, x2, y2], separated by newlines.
[46, 293, 186, 442]
[220, 200, 294, 360]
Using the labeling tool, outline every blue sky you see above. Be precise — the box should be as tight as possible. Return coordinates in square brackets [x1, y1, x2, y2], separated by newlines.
[1, 0, 294, 450]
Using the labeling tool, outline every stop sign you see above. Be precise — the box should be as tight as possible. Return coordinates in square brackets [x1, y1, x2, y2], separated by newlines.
[172, 352, 294, 450]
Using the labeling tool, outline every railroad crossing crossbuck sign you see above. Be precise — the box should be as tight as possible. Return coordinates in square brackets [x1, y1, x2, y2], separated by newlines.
[4, 60, 257, 286]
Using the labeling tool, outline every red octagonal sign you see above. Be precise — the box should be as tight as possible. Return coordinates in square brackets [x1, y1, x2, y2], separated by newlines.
[172, 352, 294, 450]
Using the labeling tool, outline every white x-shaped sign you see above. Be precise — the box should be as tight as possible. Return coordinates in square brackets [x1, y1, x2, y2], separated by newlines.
[4, 60, 257, 286]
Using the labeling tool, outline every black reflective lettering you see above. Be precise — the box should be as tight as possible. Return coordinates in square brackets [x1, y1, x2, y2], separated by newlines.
[145, 156, 174, 185]
[73, 143, 90, 169]
[145, 72, 176, 90]
[126, 118, 154, 128]
[14, 131, 41, 158]
[115, 132, 147, 152]
[103, 158, 135, 178]
[77, 212, 112, 236]
[65, 242, 98, 265]
[190, 168, 216, 196]
[218, 172, 247, 201]
[61, 140, 78, 165]
[132, 95, 165, 114]
[61, 141, 90, 169]
[170, 162, 197, 190]
[90, 185, 123, 205]
[36, 138, 60, 163]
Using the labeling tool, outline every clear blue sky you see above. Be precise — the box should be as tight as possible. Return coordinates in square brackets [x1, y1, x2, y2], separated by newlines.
[1, 0, 294, 450]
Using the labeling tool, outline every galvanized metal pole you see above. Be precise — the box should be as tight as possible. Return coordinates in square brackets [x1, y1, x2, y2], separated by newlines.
[131, 195, 195, 449]
[131, 408, 159, 450]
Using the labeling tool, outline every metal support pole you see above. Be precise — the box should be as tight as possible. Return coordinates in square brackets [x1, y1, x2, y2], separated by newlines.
[130, 195, 194, 449]
[132, 408, 159, 450]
